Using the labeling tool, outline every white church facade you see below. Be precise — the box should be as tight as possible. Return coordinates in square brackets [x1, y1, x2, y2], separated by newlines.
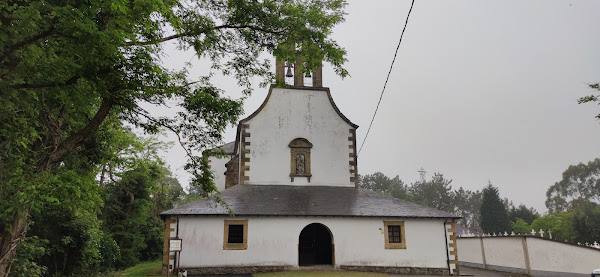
[161, 57, 460, 275]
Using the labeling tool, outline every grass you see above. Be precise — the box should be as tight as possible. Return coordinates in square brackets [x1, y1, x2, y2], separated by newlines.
[254, 271, 388, 277]
[110, 259, 162, 277]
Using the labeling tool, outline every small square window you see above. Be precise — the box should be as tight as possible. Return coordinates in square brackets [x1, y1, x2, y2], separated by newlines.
[228, 225, 244, 243]
[384, 221, 406, 249]
[223, 220, 248, 250]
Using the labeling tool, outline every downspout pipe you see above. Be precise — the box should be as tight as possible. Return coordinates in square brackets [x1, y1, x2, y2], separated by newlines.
[175, 216, 180, 274]
[443, 219, 451, 275]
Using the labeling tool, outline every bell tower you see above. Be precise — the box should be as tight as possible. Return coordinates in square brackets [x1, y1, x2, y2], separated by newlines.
[275, 50, 322, 87]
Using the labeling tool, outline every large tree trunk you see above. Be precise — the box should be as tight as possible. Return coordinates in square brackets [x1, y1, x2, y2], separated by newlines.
[0, 213, 29, 277]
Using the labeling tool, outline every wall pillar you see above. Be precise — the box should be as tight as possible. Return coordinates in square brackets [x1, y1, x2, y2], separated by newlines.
[480, 237, 487, 269]
[521, 237, 531, 275]
[275, 58, 285, 84]
[293, 57, 304, 86]
[312, 65, 323, 87]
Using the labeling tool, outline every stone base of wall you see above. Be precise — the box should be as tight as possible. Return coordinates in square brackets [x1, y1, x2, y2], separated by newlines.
[184, 266, 294, 275]
[339, 265, 450, 276]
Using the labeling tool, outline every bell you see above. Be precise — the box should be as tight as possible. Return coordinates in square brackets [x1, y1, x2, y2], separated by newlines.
[285, 62, 294, 78]
[305, 71, 311, 78]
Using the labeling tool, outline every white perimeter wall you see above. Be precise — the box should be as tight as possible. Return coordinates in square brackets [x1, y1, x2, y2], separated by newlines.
[209, 156, 229, 192]
[176, 216, 448, 269]
[527, 237, 600, 275]
[244, 88, 355, 187]
[457, 238, 482, 265]
[457, 236, 600, 276]
[482, 237, 527, 270]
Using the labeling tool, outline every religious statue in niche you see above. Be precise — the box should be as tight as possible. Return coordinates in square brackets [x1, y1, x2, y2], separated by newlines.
[289, 138, 312, 182]
[296, 153, 305, 174]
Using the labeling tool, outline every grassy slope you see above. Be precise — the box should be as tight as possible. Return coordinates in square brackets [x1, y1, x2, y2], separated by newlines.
[110, 260, 162, 277]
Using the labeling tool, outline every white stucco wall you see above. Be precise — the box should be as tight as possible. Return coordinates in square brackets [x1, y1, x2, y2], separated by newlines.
[482, 237, 527, 269]
[457, 236, 600, 276]
[527, 237, 600, 275]
[456, 238, 483, 265]
[175, 216, 448, 269]
[243, 88, 355, 187]
[209, 156, 229, 191]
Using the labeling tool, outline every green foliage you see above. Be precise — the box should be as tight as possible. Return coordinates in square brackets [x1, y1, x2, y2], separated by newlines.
[530, 212, 574, 242]
[451, 187, 482, 230]
[545, 158, 600, 213]
[1, 0, 348, 272]
[570, 199, 600, 243]
[511, 218, 531, 235]
[578, 83, 600, 119]
[410, 173, 454, 212]
[27, 206, 107, 277]
[109, 259, 162, 277]
[1, 0, 349, 273]
[359, 172, 483, 230]
[8, 237, 48, 277]
[480, 183, 511, 234]
[508, 204, 539, 225]
[101, 162, 166, 269]
[151, 176, 185, 217]
[358, 172, 411, 201]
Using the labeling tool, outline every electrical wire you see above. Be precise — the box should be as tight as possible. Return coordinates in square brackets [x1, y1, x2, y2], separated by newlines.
[357, 0, 416, 156]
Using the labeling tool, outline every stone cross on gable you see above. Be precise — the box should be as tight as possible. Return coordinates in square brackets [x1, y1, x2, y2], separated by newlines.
[539, 229, 544, 238]
[531, 229, 536, 236]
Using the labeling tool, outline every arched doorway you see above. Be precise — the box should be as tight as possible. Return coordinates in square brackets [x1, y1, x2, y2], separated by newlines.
[298, 223, 333, 266]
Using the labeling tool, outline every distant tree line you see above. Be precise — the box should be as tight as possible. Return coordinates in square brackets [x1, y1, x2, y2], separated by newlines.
[360, 158, 600, 245]
[359, 172, 488, 231]
[359, 172, 539, 232]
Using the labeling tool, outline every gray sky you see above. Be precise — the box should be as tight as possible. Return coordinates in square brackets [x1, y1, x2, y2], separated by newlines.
[157, 0, 600, 213]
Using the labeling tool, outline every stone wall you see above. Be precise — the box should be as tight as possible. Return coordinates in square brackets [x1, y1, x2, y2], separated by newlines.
[224, 154, 239, 189]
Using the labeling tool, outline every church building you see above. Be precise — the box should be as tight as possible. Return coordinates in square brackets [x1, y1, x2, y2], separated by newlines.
[161, 55, 460, 276]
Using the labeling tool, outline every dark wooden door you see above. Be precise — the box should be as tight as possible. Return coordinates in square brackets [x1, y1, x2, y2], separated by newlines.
[299, 223, 332, 266]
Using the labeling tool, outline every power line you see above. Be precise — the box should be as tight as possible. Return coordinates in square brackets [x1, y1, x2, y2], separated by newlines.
[357, 0, 416, 156]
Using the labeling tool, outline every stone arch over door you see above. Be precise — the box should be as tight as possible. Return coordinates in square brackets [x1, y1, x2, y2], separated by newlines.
[298, 223, 333, 266]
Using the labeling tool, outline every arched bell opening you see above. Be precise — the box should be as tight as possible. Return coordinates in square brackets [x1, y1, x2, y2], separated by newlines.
[298, 223, 333, 266]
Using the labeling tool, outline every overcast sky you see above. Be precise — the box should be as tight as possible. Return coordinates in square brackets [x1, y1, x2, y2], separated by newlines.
[157, 0, 600, 213]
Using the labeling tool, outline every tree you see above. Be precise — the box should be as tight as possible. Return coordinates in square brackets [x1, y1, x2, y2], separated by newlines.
[530, 212, 574, 242]
[27, 207, 107, 276]
[101, 162, 165, 269]
[0, 0, 348, 274]
[578, 83, 600, 120]
[152, 176, 186, 218]
[508, 204, 539, 225]
[480, 183, 511, 234]
[545, 158, 600, 213]
[410, 173, 454, 212]
[511, 218, 531, 235]
[452, 187, 482, 231]
[569, 199, 600, 244]
[358, 173, 412, 201]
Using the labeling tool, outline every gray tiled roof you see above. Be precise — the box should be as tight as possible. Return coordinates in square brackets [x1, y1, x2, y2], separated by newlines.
[161, 185, 459, 218]
[208, 141, 235, 155]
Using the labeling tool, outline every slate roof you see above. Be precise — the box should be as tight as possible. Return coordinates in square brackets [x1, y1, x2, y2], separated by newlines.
[208, 141, 235, 155]
[161, 185, 459, 219]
